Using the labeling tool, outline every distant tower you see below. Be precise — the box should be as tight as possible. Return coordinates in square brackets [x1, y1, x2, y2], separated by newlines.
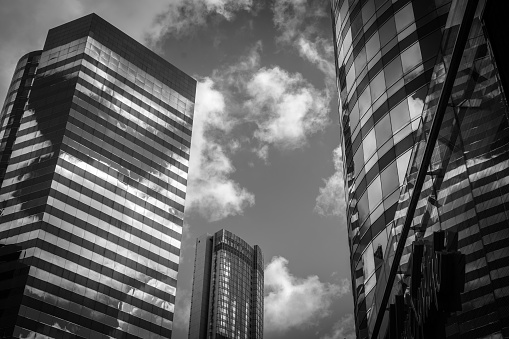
[189, 229, 263, 339]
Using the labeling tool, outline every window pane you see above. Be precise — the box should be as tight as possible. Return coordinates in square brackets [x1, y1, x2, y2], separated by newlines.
[389, 99, 410, 132]
[384, 56, 403, 88]
[395, 3, 414, 32]
[363, 128, 377, 161]
[379, 17, 396, 47]
[367, 176, 382, 211]
[363, 242, 375, 279]
[397, 149, 412, 185]
[362, 0, 376, 25]
[370, 71, 385, 101]
[358, 85, 371, 117]
[366, 33, 380, 62]
[355, 47, 368, 74]
[381, 161, 399, 198]
[375, 113, 392, 147]
[401, 42, 422, 73]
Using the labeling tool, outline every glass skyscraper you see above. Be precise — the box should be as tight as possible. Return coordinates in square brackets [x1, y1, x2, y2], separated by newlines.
[331, 0, 452, 336]
[333, 0, 509, 338]
[189, 229, 263, 339]
[0, 14, 196, 339]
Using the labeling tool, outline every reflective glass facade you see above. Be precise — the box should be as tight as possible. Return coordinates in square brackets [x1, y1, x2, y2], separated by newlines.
[331, 0, 452, 337]
[353, 0, 509, 337]
[189, 230, 263, 339]
[0, 14, 196, 339]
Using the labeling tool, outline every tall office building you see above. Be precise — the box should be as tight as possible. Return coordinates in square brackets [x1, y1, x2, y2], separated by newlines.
[189, 229, 263, 339]
[0, 14, 196, 339]
[331, 0, 453, 337]
[333, 0, 509, 338]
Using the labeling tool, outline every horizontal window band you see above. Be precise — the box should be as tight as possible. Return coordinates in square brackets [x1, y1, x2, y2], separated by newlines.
[36, 53, 192, 133]
[24, 274, 173, 333]
[57, 153, 184, 213]
[16, 236, 177, 300]
[72, 91, 189, 160]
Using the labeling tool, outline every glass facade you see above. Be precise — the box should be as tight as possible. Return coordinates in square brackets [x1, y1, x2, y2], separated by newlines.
[341, 0, 509, 337]
[0, 14, 196, 339]
[189, 230, 263, 339]
[331, 0, 452, 337]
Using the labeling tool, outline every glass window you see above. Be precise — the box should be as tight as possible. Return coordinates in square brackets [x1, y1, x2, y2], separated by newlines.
[362, 243, 375, 279]
[375, 113, 392, 147]
[358, 85, 371, 117]
[384, 56, 403, 88]
[346, 63, 356, 93]
[363, 128, 377, 162]
[396, 149, 412, 185]
[366, 33, 381, 62]
[395, 3, 414, 32]
[358, 192, 370, 228]
[370, 71, 385, 101]
[362, 0, 376, 25]
[350, 101, 360, 131]
[355, 47, 367, 74]
[401, 42, 422, 74]
[389, 99, 410, 132]
[367, 176, 382, 211]
[381, 162, 399, 198]
[408, 93, 424, 120]
[379, 17, 396, 47]
[354, 146, 364, 178]
[372, 228, 388, 265]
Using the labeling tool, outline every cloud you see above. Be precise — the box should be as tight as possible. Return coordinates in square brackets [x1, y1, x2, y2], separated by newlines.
[264, 256, 350, 333]
[272, 0, 335, 85]
[321, 314, 356, 339]
[245, 67, 330, 153]
[145, 0, 255, 48]
[315, 145, 346, 217]
[186, 78, 255, 221]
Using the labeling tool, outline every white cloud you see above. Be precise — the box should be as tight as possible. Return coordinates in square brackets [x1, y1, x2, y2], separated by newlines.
[145, 0, 255, 48]
[245, 67, 330, 152]
[321, 314, 356, 339]
[186, 78, 254, 221]
[315, 145, 346, 217]
[264, 256, 350, 333]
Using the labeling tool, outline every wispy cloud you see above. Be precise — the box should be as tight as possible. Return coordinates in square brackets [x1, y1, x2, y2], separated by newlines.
[272, 0, 335, 84]
[264, 256, 350, 333]
[145, 0, 256, 48]
[321, 313, 356, 339]
[315, 145, 346, 217]
[186, 78, 254, 221]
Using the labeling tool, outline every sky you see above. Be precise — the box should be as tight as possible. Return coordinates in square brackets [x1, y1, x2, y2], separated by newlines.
[0, 1, 355, 338]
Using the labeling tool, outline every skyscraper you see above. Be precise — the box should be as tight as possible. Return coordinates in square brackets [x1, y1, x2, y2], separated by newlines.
[189, 229, 263, 339]
[0, 13, 196, 339]
[331, 0, 453, 337]
[333, 0, 509, 338]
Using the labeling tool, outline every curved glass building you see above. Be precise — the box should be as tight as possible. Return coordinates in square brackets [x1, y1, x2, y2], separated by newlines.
[331, 0, 453, 337]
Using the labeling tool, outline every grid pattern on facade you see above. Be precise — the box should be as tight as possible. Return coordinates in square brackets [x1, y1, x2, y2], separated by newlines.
[331, 0, 453, 336]
[369, 1, 509, 337]
[0, 14, 196, 339]
[189, 230, 263, 339]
